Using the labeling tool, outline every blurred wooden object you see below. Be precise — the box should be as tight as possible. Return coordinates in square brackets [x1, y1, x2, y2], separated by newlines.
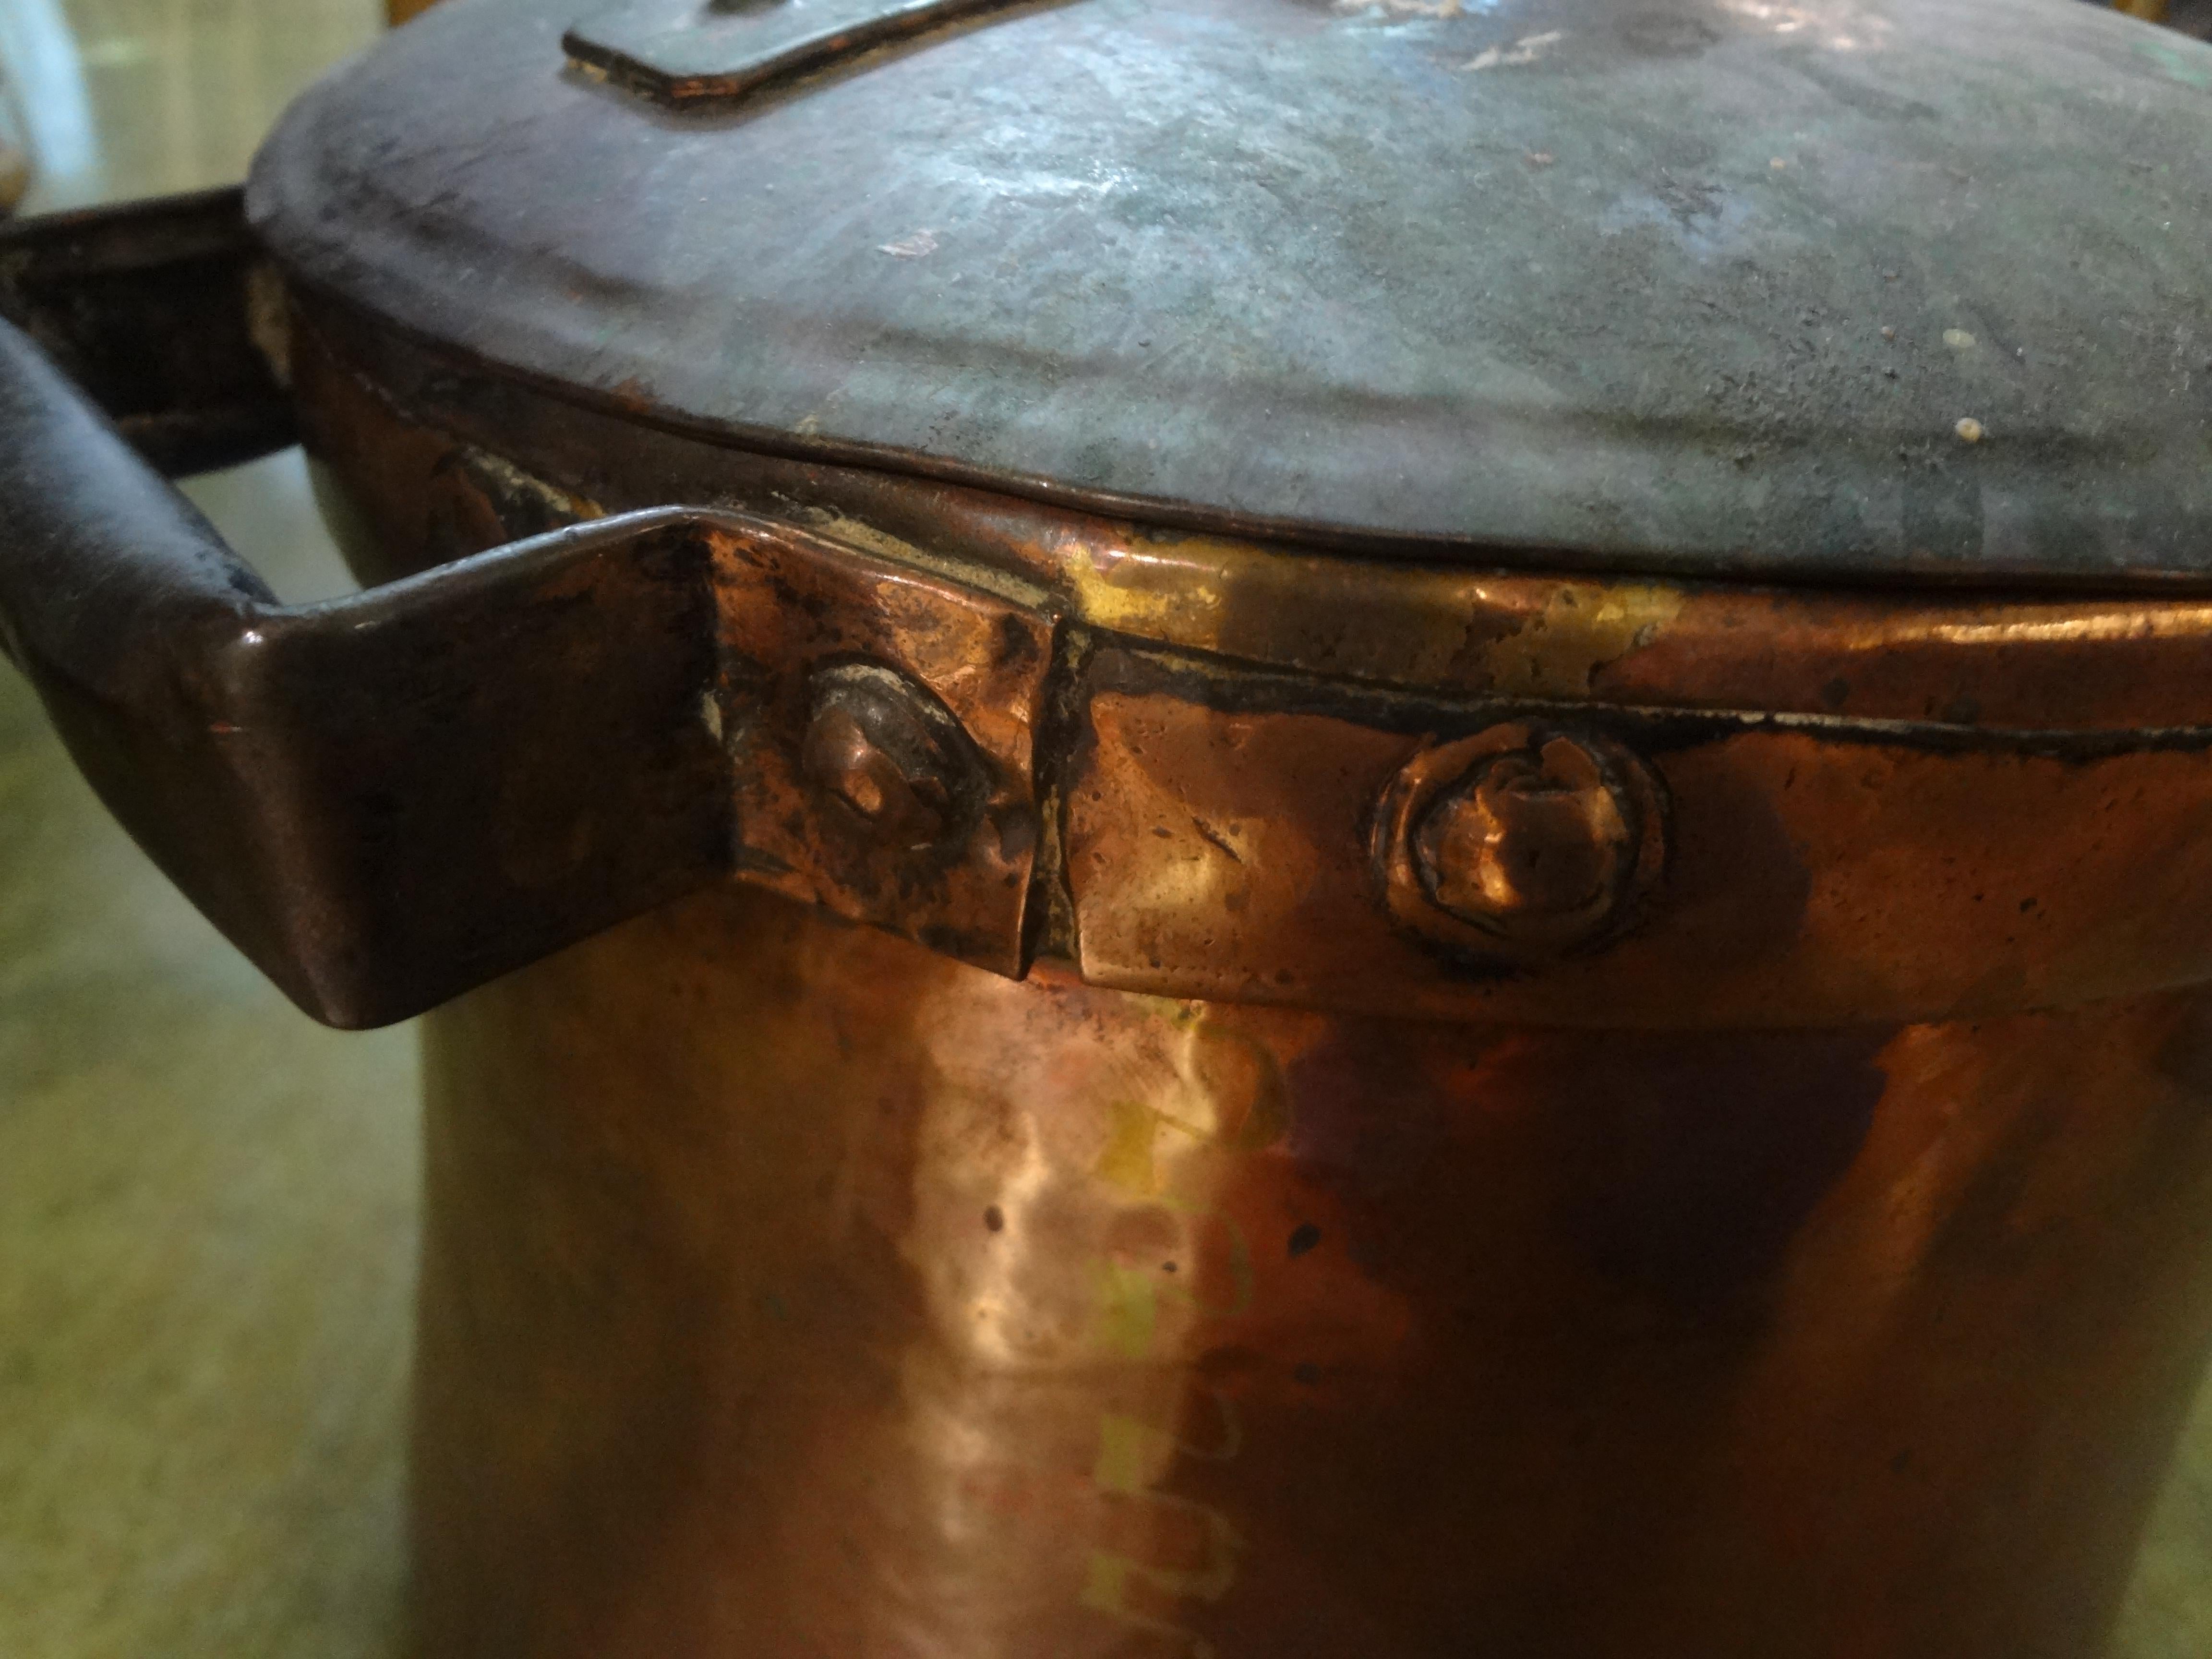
[387, 0, 443, 22]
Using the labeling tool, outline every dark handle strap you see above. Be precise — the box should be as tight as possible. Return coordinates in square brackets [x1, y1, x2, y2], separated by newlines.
[0, 185, 297, 474]
[0, 306, 738, 1027]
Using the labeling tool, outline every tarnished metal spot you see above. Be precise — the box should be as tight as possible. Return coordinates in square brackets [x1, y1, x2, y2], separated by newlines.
[565, 0, 1031, 108]
[1374, 724, 1666, 960]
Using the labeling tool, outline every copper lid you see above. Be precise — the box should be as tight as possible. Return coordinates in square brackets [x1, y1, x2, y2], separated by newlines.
[250, 0, 2212, 586]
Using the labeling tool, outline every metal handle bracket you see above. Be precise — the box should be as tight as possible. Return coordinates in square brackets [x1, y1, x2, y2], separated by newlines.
[0, 203, 1055, 1024]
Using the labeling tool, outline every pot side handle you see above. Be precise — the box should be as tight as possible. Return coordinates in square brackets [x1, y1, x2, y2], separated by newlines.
[0, 192, 745, 1028]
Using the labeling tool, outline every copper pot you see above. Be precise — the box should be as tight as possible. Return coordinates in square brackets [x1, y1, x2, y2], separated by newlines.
[6, 0, 2212, 1653]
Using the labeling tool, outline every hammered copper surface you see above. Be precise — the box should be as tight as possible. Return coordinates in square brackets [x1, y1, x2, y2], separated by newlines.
[416, 883, 2212, 1659]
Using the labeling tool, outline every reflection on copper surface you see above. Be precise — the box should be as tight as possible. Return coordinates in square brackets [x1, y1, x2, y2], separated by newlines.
[411, 884, 2212, 1656]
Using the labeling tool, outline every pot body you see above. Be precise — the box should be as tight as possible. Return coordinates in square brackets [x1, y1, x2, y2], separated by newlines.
[264, 265, 2212, 1659]
[413, 882, 2212, 1659]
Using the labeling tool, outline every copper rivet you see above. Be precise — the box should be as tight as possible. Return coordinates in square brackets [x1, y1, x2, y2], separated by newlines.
[1415, 736, 1630, 928]
[800, 664, 973, 848]
[1382, 727, 1660, 955]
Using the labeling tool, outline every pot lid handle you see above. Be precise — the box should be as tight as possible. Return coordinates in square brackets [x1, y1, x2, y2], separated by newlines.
[565, 0, 1034, 108]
